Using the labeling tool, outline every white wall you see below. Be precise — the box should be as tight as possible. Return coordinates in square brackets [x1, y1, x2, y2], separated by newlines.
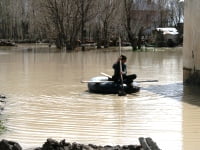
[183, 0, 200, 81]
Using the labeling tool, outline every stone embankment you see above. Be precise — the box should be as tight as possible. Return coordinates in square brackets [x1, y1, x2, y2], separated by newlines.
[0, 95, 6, 112]
[0, 138, 161, 150]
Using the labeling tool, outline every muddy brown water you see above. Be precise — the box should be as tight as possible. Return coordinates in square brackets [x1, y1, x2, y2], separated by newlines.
[0, 44, 200, 150]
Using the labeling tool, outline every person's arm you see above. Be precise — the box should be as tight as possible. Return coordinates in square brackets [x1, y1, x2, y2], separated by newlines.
[112, 62, 120, 76]
[112, 63, 116, 69]
[121, 64, 127, 75]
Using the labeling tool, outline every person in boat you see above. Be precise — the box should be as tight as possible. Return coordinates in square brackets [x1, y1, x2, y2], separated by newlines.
[110, 55, 136, 85]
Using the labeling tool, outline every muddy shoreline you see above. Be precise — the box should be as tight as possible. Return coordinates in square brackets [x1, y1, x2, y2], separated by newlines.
[0, 138, 160, 150]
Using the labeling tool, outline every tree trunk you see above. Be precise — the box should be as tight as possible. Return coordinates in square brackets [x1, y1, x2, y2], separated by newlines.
[137, 27, 144, 50]
[127, 30, 137, 50]
[81, 0, 85, 51]
[103, 21, 109, 48]
[124, 0, 137, 51]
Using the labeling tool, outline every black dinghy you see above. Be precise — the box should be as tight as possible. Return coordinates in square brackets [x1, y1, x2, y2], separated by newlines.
[87, 76, 140, 94]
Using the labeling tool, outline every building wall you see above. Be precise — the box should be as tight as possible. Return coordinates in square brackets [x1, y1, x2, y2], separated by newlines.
[183, 0, 200, 84]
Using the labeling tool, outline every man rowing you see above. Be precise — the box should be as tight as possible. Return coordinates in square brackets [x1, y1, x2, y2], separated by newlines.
[110, 55, 137, 86]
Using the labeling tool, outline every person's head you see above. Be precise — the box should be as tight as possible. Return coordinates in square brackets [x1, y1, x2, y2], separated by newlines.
[120, 55, 127, 63]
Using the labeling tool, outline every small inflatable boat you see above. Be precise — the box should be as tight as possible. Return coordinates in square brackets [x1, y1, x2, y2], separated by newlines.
[87, 76, 140, 94]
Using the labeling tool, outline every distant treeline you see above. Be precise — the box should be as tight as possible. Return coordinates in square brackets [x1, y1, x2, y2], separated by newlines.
[0, 0, 184, 50]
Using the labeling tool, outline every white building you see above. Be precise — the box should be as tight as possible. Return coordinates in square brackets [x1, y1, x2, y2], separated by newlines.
[183, 0, 200, 84]
[156, 27, 179, 44]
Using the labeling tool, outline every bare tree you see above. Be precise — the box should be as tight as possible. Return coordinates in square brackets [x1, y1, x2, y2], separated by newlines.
[168, 0, 184, 26]
[39, 0, 97, 50]
[0, 0, 12, 39]
[95, 0, 120, 48]
[156, 0, 170, 27]
[123, 0, 146, 50]
[77, 0, 96, 50]
[0, 0, 35, 40]
[40, 0, 68, 48]
[39, 0, 79, 49]
[0, 0, 184, 47]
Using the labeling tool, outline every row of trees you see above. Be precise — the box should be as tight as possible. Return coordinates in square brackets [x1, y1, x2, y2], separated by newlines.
[0, 0, 184, 50]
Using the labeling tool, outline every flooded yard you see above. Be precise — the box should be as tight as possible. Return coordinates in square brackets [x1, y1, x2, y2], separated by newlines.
[0, 44, 199, 150]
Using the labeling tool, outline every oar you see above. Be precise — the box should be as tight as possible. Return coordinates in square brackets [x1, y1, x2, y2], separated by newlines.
[100, 72, 112, 78]
[118, 37, 126, 96]
[81, 80, 114, 83]
[136, 80, 159, 83]
[100, 73, 158, 83]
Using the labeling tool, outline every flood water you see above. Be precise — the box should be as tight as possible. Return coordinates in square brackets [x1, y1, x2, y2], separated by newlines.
[0, 44, 200, 150]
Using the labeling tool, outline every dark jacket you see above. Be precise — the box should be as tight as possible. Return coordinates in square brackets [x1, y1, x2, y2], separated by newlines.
[112, 61, 127, 82]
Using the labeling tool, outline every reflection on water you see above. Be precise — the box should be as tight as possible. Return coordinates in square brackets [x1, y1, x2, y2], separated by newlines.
[0, 45, 199, 150]
[182, 86, 200, 150]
